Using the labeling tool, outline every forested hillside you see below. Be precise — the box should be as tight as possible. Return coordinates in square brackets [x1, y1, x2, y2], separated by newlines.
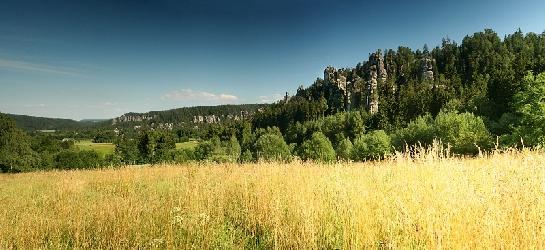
[3, 104, 268, 131]
[110, 104, 267, 129]
[5, 114, 92, 131]
[256, 29, 545, 134]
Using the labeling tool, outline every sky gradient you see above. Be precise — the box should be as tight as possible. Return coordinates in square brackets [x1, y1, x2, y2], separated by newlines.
[1, 0, 544, 120]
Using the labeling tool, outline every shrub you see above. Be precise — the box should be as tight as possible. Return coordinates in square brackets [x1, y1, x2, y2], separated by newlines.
[336, 138, 353, 161]
[255, 133, 291, 162]
[352, 130, 392, 161]
[393, 111, 492, 154]
[103, 154, 122, 167]
[392, 114, 435, 149]
[54, 150, 102, 169]
[300, 132, 336, 163]
[193, 136, 241, 163]
[224, 135, 241, 162]
[321, 113, 346, 143]
[194, 140, 215, 161]
[346, 111, 365, 139]
[434, 111, 491, 154]
[172, 149, 195, 163]
[240, 149, 254, 163]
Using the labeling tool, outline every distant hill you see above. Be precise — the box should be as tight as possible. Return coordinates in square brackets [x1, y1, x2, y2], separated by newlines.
[5, 114, 86, 131]
[3, 104, 269, 131]
[109, 104, 268, 129]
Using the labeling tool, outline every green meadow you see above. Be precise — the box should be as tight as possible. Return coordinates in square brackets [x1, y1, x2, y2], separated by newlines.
[75, 140, 115, 157]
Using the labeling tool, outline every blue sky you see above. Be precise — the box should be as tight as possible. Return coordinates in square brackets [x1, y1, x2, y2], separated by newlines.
[1, 0, 544, 120]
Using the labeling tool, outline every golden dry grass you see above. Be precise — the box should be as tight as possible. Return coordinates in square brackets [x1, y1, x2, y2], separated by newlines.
[1, 149, 545, 248]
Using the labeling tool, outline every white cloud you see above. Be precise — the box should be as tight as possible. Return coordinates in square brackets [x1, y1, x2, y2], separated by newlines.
[259, 93, 283, 103]
[162, 89, 238, 103]
[0, 57, 80, 76]
[102, 102, 117, 106]
[23, 103, 46, 108]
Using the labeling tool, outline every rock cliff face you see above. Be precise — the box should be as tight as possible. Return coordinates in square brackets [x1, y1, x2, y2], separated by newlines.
[366, 50, 387, 114]
[112, 114, 155, 125]
[322, 50, 387, 114]
[422, 57, 435, 81]
[109, 105, 264, 130]
[192, 111, 252, 124]
[318, 48, 440, 115]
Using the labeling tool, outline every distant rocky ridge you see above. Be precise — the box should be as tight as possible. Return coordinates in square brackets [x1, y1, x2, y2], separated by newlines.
[112, 113, 155, 124]
[192, 111, 252, 124]
[318, 49, 435, 114]
[110, 104, 266, 130]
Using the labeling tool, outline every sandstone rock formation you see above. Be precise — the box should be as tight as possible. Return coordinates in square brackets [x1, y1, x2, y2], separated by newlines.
[322, 50, 388, 114]
[112, 114, 155, 125]
[366, 50, 387, 114]
[422, 57, 434, 81]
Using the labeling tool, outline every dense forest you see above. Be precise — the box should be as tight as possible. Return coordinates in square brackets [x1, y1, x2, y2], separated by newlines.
[2, 28, 545, 172]
[256, 29, 545, 133]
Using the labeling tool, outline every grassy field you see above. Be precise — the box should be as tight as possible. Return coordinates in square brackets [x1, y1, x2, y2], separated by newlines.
[75, 140, 115, 157]
[1, 149, 545, 248]
[75, 140, 198, 157]
[175, 140, 199, 150]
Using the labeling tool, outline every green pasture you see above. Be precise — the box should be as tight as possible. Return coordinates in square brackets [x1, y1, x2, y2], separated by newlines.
[75, 139, 198, 157]
[75, 140, 115, 157]
[175, 140, 199, 150]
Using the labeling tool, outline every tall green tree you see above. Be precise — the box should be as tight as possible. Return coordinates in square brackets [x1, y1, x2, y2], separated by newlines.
[255, 132, 291, 162]
[300, 132, 336, 163]
[0, 114, 38, 172]
[511, 72, 545, 147]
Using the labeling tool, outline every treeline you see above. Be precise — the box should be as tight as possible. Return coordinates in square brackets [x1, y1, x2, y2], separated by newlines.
[177, 109, 491, 163]
[1, 72, 544, 172]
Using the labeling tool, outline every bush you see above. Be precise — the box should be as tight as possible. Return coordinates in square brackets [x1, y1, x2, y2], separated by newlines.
[321, 113, 346, 144]
[54, 150, 102, 169]
[352, 130, 392, 161]
[93, 130, 116, 143]
[224, 135, 241, 162]
[194, 140, 215, 161]
[393, 111, 492, 154]
[255, 133, 291, 162]
[192, 135, 241, 163]
[434, 111, 491, 154]
[346, 111, 365, 139]
[240, 149, 254, 163]
[393, 114, 435, 149]
[103, 154, 122, 167]
[170, 149, 194, 163]
[300, 132, 336, 163]
[336, 138, 353, 161]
